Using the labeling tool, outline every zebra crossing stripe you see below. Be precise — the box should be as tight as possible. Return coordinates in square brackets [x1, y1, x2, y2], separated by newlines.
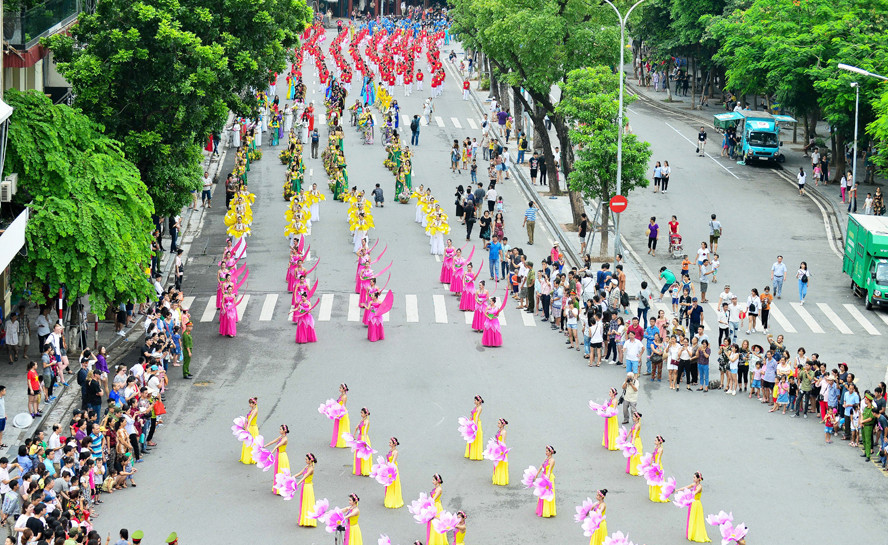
[319, 293, 334, 322]
[381, 291, 390, 322]
[842, 304, 881, 335]
[260, 294, 277, 321]
[402, 114, 410, 126]
[451, 117, 462, 129]
[877, 312, 888, 328]
[788, 303, 823, 333]
[433, 294, 447, 323]
[520, 311, 536, 327]
[817, 303, 852, 334]
[405, 295, 419, 323]
[464, 312, 473, 325]
[200, 298, 216, 323]
[236, 295, 250, 323]
[435, 116, 444, 127]
[467, 118, 478, 130]
[499, 308, 507, 326]
[767, 304, 797, 334]
[347, 294, 361, 322]
[182, 296, 195, 311]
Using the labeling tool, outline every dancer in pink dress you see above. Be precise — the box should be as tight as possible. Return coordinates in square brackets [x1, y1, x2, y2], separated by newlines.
[219, 287, 244, 337]
[459, 262, 483, 311]
[472, 281, 490, 332]
[481, 295, 508, 347]
[440, 239, 456, 283]
[365, 290, 394, 342]
[449, 246, 474, 295]
[216, 269, 231, 309]
[294, 296, 320, 344]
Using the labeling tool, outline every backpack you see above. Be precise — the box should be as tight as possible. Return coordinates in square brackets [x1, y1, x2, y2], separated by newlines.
[410, 119, 419, 132]
[620, 291, 630, 307]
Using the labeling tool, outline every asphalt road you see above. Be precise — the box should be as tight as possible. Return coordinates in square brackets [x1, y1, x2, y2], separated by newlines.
[93, 33, 887, 545]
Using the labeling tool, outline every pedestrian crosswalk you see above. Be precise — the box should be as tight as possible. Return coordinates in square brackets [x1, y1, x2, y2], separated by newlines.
[181, 292, 888, 336]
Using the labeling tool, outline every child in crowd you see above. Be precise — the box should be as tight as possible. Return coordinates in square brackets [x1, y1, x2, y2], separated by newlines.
[788, 375, 798, 412]
[710, 254, 719, 283]
[850, 406, 860, 447]
[824, 409, 836, 444]
[172, 326, 182, 367]
[750, 360, 763, 400]
[680, 255, 691, 279]
[470, 160, 477, 183]
[864, 193, 874, 215]
[771, 375, 789, 414]
[670, 282, 681, 314]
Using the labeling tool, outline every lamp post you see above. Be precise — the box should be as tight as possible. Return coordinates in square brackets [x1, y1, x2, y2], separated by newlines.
[600, 0, 646, 264]
[837, 63, 888, 186]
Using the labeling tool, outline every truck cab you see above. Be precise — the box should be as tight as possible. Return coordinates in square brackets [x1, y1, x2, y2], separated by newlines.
[843, 214, 888, 310]
[713, 110, 797, 164]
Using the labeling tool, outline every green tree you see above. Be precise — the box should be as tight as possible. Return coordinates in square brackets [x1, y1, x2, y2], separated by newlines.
[3, 90, 155, 311]
[557, 67, 652, 257]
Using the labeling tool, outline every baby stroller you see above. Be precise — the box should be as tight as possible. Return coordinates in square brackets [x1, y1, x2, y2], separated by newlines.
[669, 233, 683, 258]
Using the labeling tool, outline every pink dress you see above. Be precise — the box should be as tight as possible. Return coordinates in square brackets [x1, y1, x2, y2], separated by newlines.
[481, 305, 502, 347]
[286, 257, 299, 292]
[367, 301, 385, 342]
[219, 295, 239, 336]
[216, 277, 227, 308]
[355, 256, 370, 293]
[459, 273, 476, 311]
[295, 302, 317, 344]
[358, 271, 374, 307]
[472, 292, 488, 331]
[440, 247, 456, 283]
[449, 258, 465, 294]
[362, 289, 380, 325]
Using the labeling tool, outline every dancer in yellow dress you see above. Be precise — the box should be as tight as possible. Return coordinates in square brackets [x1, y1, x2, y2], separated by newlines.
[626, 411, 644, 475]
[342, 493, 363, 545]
[239, 397, 259, 464]
[427, 474, 446, 545]
[588, 489, 608, 545]
[384, 437, 404, 508]
[678, 472, 711, 543]
[267, 425, 291, 495]
[464, 395, 484, 460]
[492, 418, 509, 485]
[295, 453, 317, 527]
[332, 384, 351, 448]
[353, 408, 372, 476]
[453, 511, 467, 545]
[533, 445, 556, 517]
[649, 435, 668, 503]
[603, 388, 619, 450]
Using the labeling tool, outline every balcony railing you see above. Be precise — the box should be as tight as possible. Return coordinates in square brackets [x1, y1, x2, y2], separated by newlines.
[2, 0, 83, 51]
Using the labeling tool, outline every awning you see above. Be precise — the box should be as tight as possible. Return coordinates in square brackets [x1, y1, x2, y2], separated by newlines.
[773, 114, 798, 124]
[0, 100, 13, 124]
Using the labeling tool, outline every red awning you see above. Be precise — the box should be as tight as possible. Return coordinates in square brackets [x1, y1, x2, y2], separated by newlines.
[3, 44, 48, 69]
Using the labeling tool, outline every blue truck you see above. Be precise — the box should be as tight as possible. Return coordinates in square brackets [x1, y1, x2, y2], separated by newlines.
[713, 110, 797, 164]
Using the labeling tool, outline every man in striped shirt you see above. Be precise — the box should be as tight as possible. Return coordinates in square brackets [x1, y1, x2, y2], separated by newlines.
[523, 201, 537, 245]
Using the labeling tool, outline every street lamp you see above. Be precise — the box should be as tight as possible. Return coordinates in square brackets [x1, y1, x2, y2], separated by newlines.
[837, 63, 888, 186]
[600, 0, 646, 264]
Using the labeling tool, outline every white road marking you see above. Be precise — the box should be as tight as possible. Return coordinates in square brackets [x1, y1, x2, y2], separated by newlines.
[664, 122, 740, 179]
[236, 295, 249, 322]
[499, 308, 507, 326]
[435, 254, 441, 262]
[402, 114, 410, 126]
[521, 311, 536, 327]
[843, 304, 881, 335]
[420, 117, 428, 126]
[347, 294, 361, 322]
[464, 311, 473, 325]
[817, 303, 852, 334]
[319, 293, 334, 321]
[200, 298, 217, 323]
[259, 294, 277, 321]
[182, 296, 195, 310]
[767, 304, 797, 334]
[381, 291, 390, 322]
[405, 294, 419, 323]
[789, 303, 823, 333]
[877, 313, 888, 328]
[467, 118, 478, 130]
[435, 116, 444, 127]
[433, 294, 447, 323]
[451, 117, 462, 129]
[319, 116, 326, 125]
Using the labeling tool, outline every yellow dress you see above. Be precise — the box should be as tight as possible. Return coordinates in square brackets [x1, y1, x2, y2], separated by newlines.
[297, 471, 316, 527]
[464, 407, 483, 460]
[454, 529, 465, 544]
[602, 400, 619, 450]
[239, 411, 258, 464]
[334, 395, 351, 448]
[353, 421, 371, 476]
[345, 513, 362, 545]
[649, 448, 668, 502]
[492, 431, 509, 486]
[384, 452, 404, 508]
[686, 489, 711, 542]
[535, 459, 556, 517]
[427, 490, 446, 545]
[627, 425, 643, 475]
[272, 443, 291, 494]
[589, 504, 607, 545]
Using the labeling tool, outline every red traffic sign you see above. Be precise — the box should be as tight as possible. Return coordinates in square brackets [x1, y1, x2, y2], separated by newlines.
[609, 195, 628, 213]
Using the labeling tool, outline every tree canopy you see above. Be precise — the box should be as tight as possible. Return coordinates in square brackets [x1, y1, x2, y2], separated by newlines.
[3, 90, 156, 310]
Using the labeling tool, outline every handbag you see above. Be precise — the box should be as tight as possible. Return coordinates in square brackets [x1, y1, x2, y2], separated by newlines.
[153, 399, 167, 416]
[618, 388, 626, 405]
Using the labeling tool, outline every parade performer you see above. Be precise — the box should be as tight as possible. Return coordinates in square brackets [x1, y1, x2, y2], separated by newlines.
[675, 472, 711, 542]
[384, 438, 404, 509]
[352, 408, 372, 476]
[481, 296, 508, 347]
[454, 512, 467, 545]
[427, 474, 445, 545]
[464, 395, 484, 460]
[239, 397, 259, 464]
[295, 453, 317, 527]
[626, 411, 644, 476]
[588, 490, 608, 545]
[219, 287, 243, 337]
[266, 425, 291, 495]
[331, 384, 351, 448]
[649, 435, 668, 503]
[428, 212, 449, 256]
[307, 183, 326, 222]
[411, 184, 426, 223]
[472, 281, 490, 332]
[492, 418, 509, 486]
[449, 247, 472, 295]
[365, 291, 394, 342]
[293, 294, 320, 344]
[533, 446, 557, 517]
[603, 388, 620, 451]
[440, 239, 455, 283]
[458, 263, 483, 311]
[342, 494, 363, 545]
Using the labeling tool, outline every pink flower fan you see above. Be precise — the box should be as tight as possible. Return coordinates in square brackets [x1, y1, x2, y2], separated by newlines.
[581, 510, 606, 537]
[658, 477, 677, 502]
[637, 453, 654, 475]
[255, 447, 276, 471]
[719, 522, 748, 544]
[308, 498, 331, 521]
[672, 487, 695, 508]
[354, 440, 377, 460]
[457, 416, 478, 443]
[432, 511, 459, 534]
[408, 493, 435, 523]
[643, 463, 665, 486]
[231, 416, 253, 445]
[574, 497, 596, 524]
[589, 400, 618, 418]
[521, 466, 538, 488]
[369, 456, 398, 487]
[615, 426, 629, 448]
[341, 432, 357, 448]
[532, 473, 554, 502]
[603, 531, 634, 545]
[319, 399, 348, 420]
[619, 438, 638, 459]
[482, 439, 510, 463]
[413, 504, 438, 525]
[275, 470, 298, 500]
[706, 511, 733, 527]
[378, 535, 392, 545]
[324, 509, 346, 534]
